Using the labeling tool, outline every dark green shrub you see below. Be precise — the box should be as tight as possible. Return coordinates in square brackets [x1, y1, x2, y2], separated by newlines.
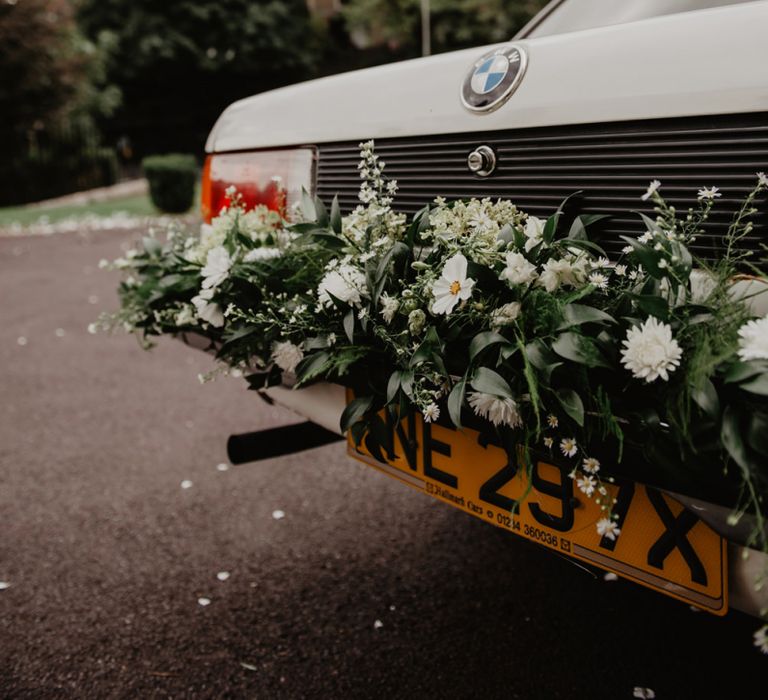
[142, 154, 197, 213]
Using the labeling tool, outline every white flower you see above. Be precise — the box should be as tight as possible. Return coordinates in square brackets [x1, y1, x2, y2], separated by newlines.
[467, 392, 523, 428]
[272, 341, 304, 373]
[588, 271, 609, 290]
[621, 317, 682, 382]
[538, 258, 573, 293]
[191, 289, 225, 328]
[621, 245, 634, 255]
[689, 269, 717, 304]
[201, 246, 232, 290]
[431, 253, 475, 315]
[737, 315, 768, 361]
[408, 309, 426, 335]
[318, 263, 367, 308]
[697, 186, 721, 200]
[543, 437, 553, 448]
[758, 172, 768, 188]
[632, 688, 656, 699]
[597, 517, 621, 541]
[500, 251, 538, 286]
[380, 294, 400, 324]
[243, 247, 281, 262]
[560, 437, 577, 457]
[272, 509, 286, 520]
[754, 625, 768, 654]
[641, 180, 661, 201]
[175, 305, 196, 326]
[489, 302, 521, 330]
[582, 457, 601, 474]
[217, 571, 230, 581]
[638, 231, 654, 244]
[614, 264, 627, 277]
[547, 414, 558, 429]
[577, 475, 597, 497]
[423, 403, 440, 423]
[523, 216, 546, 252]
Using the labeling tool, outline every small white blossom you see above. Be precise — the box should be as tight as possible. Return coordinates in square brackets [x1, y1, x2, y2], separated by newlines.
[638, 231, 654, 244]
[621, 245, 634, 255]
[197, 597, 211, 607]
[597, 518, 621, 541]
[754, 625, 768, 654]
[500, 251, 538, 286]
[632, 688, 655, 699]
[423, 403, 440, 423]
[543, 437, 553, 448]
[408, 309, 426, 335]
[547, 414, 558, 429]
[217, 571, 230, 581]
[641, 180, 661, 201]
[272, 341, 304, 373]
[243, 247, 281, 262]
[657, 258, 668, 269]
[201, 246, 232, 290]
[191, 289, 225, 328]
[490, 302, 521, 330]
[621, 317, 682, 382]
[181, 480, 193, 489]
[272, 509, 285, 520]
[431, 253, 475, 316]
[318, 263, 368, 308]
[737, 315, 768, 361]
[560, 438, 577, 457]
[468, 392, 523, 428]
[614, 264, 627, 277]
[577, 475, 597, 497]
[757, 172, 768, 188]
[697, 186, 721, 200]
[582, 457, 601, 474]
[523, 216, 546, 252]
[588, 271, 609, 290]
[380, 294, 400, 324]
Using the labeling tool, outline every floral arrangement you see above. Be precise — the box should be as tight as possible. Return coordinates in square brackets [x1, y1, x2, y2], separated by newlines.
[95, 143, 768, 650]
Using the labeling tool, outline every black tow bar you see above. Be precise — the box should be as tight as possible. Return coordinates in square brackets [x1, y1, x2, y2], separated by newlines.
[227, 422, 344, 465]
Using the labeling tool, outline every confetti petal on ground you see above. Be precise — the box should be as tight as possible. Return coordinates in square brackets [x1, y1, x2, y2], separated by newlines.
[240, 662, 258, 672]
[389, 605, 396, 611]
[55, 328, 66, 337]
[0, 582, 11, 590]
[272, 510, 285, 520]
[633, 688, 655, 699]
[17, 336, 27, 346]
[197, 597, 211, 607]
[373, 619, 384, 629]
[88, 295, 99, 304]
[604, 572, 618, 582]
[217, 571, 230, 581]
[689, 605, 702, 613]
[216, 463, 230, 472]
[181, 480, 193, 489]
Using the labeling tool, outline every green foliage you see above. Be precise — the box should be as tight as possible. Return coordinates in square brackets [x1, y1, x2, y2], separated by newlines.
[142, 154, 197, 213]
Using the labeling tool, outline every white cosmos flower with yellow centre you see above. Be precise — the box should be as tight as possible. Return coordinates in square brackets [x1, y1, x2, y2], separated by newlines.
[431, 253, 475, 315]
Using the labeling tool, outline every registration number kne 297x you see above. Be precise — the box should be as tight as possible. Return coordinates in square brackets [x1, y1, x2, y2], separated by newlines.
[346, 400, 727, 614]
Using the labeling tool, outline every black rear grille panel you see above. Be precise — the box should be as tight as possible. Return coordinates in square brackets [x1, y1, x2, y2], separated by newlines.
[315, 113, 768, 261]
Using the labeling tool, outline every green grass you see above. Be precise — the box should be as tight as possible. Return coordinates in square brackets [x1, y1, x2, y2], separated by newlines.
[0, 184, 201, 227]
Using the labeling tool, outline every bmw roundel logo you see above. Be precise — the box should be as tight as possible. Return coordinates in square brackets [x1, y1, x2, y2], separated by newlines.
[461, 44, 528, 113]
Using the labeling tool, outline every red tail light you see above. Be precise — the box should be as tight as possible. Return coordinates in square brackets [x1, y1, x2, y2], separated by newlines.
[201, 149, 315, 223]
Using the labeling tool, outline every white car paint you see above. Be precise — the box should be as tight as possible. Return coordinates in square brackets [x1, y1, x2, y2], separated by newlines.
[207, 1, 768, 153]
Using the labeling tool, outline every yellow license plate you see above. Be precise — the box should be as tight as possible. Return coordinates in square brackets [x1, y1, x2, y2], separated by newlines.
[347, 398, 728, 615]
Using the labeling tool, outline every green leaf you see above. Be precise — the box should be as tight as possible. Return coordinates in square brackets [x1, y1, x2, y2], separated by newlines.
[747, 412, 768, 455]
[142, 236, 162, 256]
[469, 331, 509, 363]
[691, 378, 719, 417]
[567, 214, 609, 241]
[314, 196, 328, 227]
[300, 187, 316, 221]
[721, 406, 753, 477]
[723, 360, 767, 384]
[470, 367, 514, 399]
[294, 351, 331, 385]
[343, 309, 355, 344]
[498, 223, 515, 245]
[738, 374, 768, 396]
[340, 396, 373, 433]
[630, 294, 669, 319]
[543, 191, 582, 243]
[555, 388, 584, 427]
[330, 196, 342, 233]
[386, 371, 401, 404]
[557, 303, 616, 329]
[552, 332, 610, 368]
[448, 375, 468, 428]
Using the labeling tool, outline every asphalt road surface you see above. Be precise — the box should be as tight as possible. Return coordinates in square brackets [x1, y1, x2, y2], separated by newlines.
[1, 228, 765, 699]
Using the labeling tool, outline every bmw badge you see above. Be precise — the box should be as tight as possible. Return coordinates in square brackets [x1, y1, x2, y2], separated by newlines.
[461, 44, 528, 113]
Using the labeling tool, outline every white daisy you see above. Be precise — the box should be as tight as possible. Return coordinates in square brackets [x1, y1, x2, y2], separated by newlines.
[467, 391, 522, 428]
[597, 517, 621, 541]
[577, 475, 597, 497]
[431, 253, 475, 315]
[423, 403, 440, 423]
[614, 264, 627, 277]
[737, 315, 768, 362]
[621, 317, 683, 382]
[758, 172, 768, 188]
[547, 414, 558, 429]
[271, 341, 304, 373]
[500, 251, 538, 286]
[582, 457, 601, 474]
[697, 186, 721, 200]
[588, 271, 609, 290]
[560, 437, 577, 458]
[641, 180, 661, 201]
[543, 437, 553, 448]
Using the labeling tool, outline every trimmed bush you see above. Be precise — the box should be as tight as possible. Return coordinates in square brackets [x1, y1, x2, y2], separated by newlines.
[142, 154, 197, 213]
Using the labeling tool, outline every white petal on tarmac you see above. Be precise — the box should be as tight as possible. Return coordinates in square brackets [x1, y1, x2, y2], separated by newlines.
[17, 336, 27, 346]
[216, 463, 230, 472]
[88, 295, 99, 304]
[373, 619, 384, 630]
[240, 662, 258, 672]
[604, 572, 618, 582]
[181, 480, 194, 489]
[55, 328, 66, 338]
[217, 571, 230, 581]
[633, 688, 655, 699]
[0, 582, 11, 590]
[389, 605, 396, 611]
[197, 597, 211, 607]
[272, 510, 285, 520]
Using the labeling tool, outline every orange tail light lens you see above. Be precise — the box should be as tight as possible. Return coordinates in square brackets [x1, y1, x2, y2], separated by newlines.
[201, 148, 315, 223]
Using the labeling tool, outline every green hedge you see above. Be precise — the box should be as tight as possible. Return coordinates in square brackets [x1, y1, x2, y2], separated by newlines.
[142, 154, 197, 214]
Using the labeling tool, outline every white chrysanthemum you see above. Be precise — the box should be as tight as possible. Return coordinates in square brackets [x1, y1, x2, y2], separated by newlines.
[523, 216, 546, 252]
[588, 271, 609, 290]
[191, 288, 224, 328]
[431, 253, 475, 315]
[597, 517, 621, 541]
[489, 302, 521, 330]
[538, 258, 575, 293]
[423, 403, 440, 423]
[243, 247, 282, 262]
[201, 246, 232, 290]
[272, 341, 304, 373]
[318, 263, 367, 308]
[697, 186, 721, 200]
[500, 251, 538, 286]
[467, 391, 522, 428]
[641, 180, 661, 201]
[621, 317, 682, 382]
[737, 315, 768, 362]
[380, 293, 400, 324]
